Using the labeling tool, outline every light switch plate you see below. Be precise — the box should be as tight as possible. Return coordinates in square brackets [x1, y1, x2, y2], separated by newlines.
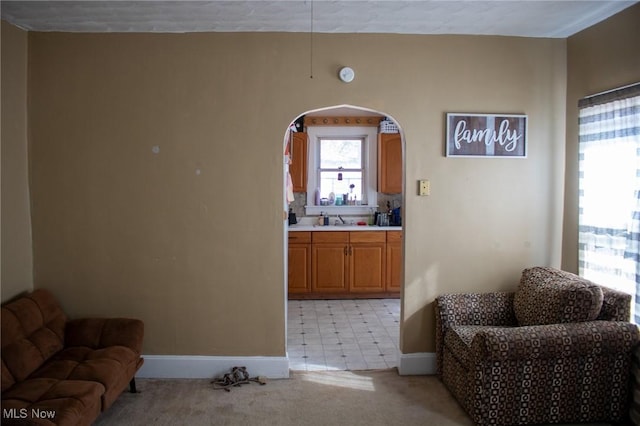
[418, 180, 430, 196]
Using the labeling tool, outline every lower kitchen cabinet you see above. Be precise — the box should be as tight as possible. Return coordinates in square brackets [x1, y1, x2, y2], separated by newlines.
[311, 232, 349, 293]
[349, 232, 386, 293]
[288, 230, 400, 299]
[288, 232, 311, 294]
[386, 231, 402, 292]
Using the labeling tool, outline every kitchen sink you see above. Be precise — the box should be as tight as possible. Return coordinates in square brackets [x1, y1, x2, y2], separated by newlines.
[313, 222, 365, 228]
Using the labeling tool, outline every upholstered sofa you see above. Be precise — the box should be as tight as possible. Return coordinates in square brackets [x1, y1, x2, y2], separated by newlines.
[435, 266, 639, 426]
[1, 289, 144, 425]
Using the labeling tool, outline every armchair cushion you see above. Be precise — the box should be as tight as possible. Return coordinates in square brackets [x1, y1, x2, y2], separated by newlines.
[514, 266, 603, 326]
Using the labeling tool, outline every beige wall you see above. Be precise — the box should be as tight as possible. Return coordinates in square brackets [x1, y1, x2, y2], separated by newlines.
[561, 4, 640, 274]
[1, 21, 33, 303]
[26, 31, 566, 355]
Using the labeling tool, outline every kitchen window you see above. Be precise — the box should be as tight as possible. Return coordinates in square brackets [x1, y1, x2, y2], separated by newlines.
[305, 126, 378, 215]
[318, 137, 363, 202]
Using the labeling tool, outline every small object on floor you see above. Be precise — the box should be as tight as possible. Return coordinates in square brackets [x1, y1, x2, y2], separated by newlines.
[211, 366, 267, 392]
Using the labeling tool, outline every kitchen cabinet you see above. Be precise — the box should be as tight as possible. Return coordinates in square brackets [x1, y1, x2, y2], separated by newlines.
[386, 231, 402, 292]
[288, 230, 397, 298]
[377, 133, 402, 194]
[349, 232, 386, 293]
[289, 132, 308, 193]
[288, 232, 311, 294]
[311, 232, 349, 293]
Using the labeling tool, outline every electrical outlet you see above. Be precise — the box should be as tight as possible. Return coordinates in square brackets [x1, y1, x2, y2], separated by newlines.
[418, 180, 430, 196]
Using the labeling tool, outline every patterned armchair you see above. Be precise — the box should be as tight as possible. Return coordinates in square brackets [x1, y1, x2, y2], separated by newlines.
[435, 267, 639, 426]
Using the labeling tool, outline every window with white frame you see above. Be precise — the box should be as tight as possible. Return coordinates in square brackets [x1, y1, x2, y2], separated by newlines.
[318, 137, 364, 202]
[305, 126, 378, 215]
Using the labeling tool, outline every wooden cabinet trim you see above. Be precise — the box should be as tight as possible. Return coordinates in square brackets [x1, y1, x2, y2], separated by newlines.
[304, 116, 383, 127]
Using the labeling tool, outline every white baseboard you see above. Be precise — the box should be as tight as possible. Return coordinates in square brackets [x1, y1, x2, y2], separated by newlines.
[137, 355, 290, 379]
[136, 353, 435, 379]
[397, 352, 437, 375]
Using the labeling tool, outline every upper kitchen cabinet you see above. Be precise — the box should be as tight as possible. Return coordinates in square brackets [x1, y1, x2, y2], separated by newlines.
[377, 133, 402, 194]
[290, 132, 308, 193]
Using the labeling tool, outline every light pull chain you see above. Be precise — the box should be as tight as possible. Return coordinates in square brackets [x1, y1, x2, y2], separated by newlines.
[309, 0, 314, 79]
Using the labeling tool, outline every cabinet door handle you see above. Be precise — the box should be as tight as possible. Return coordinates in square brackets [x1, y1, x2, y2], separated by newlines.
[344, 246, 348, 256]
[348, 246, 352, 255]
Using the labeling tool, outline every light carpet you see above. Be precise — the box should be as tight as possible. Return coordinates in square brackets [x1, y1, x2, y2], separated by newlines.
[94, 369, 473, 426]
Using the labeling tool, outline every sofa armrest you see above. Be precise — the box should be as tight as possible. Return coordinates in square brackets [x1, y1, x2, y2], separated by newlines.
[65, 318, 144, 354]
[435, 292, 516, 375]
[471, 321, 639, 362]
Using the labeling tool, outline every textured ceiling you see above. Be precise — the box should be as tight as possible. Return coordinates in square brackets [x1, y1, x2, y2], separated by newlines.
[1, 1, 636, 38]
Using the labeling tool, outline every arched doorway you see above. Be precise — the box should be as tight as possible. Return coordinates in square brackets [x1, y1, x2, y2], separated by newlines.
[283, 104, 405, 372]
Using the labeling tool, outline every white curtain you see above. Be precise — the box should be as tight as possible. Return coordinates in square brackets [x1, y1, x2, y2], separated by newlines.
[578, 84, 640, 322]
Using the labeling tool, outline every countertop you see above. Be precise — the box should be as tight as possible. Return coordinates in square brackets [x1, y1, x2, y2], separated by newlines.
[288, 224, 402, 232]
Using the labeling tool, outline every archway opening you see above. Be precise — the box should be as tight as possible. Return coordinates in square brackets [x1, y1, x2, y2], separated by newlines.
[283, 104, 405, 372]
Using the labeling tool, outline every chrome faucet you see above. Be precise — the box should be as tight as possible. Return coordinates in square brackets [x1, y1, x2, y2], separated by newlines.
[337, 215, 346, 224]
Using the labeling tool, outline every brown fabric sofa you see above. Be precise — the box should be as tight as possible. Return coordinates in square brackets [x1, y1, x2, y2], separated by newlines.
[435, 266, 639, 426]
[1, 289, 144, 425]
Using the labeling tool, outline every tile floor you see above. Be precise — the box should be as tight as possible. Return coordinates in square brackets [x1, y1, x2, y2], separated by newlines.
[287, 298, 400, 371]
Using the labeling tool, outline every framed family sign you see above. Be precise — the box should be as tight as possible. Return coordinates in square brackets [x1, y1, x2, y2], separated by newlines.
[446, 113, 527, 158]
